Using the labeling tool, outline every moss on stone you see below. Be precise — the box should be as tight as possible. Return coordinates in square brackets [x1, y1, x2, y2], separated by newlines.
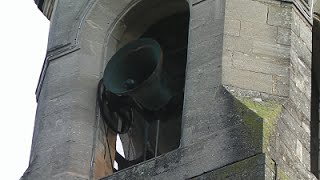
[277, 168, 289, 180]
[234, 97, 282, 150]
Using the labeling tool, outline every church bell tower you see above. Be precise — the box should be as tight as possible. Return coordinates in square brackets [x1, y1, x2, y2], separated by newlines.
[23, 0, 320, 179]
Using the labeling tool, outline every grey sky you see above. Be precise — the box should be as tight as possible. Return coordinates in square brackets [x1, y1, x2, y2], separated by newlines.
[0, 1, 49, 179]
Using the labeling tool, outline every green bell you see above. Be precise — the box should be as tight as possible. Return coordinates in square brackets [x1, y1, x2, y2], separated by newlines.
[103, 38, 174, 111]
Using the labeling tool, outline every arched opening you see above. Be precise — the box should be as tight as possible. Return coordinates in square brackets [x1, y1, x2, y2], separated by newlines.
[102, 0, 190, 174]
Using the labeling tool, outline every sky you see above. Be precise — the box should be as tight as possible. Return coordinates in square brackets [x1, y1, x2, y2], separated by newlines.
[0, 1, 49, 179]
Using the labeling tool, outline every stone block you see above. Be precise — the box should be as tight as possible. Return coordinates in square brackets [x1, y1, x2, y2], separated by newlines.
[224, 19, 240, 36]
[223, 67, 273, 94]
[272, 77, 289, 97]
[284, 99, 310, 125]
[225, 0, 268, 23]
[267, 5, 292, 28]
[79, 53, 103, 77]
[187, 35, 223, 70]
[81, 39, 104, 59]
[252, 41, 290, 60]
[275, 139, 316, 180]
[184, 92, 244, 143]
[46, 74, 99, 106]
[299, 19, 312, 51]
[190, 0, 225, 21]
[277, 118, 299, 157]
[47, 0, 89, 49]
[184, 68, 222, 101]
[24, 141, 93, 180]
[297, 139, 311, 170]
[50, 142, 92, 177]
[291, 9, 301, 36]
[46, 53, 80, 81]
[97, 0, 129, 18]
[33, 105, 96, 153]
[190, 154, 268, 180]
[240, 20, 278, 44]
[224, 35, 253, 54]
[290, 50, 311, 99]
[85, 1, 116, 31]
[232, 51, 289, 77]
[80, 22, 107, 45]
[22, 148, 54, 179]
[291, 33, 312, 69]
[222, 49, 233, 68]
[289, 79, 311, 119]
[182, 86, 222, 129]
[277, 27, 291, 45]
[188, 18, 224, 45]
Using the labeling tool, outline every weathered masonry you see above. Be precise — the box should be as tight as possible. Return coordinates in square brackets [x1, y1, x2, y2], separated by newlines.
[22, 0, 320, 179]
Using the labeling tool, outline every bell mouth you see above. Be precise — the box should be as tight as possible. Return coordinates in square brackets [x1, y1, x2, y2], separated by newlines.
[103, 38, 162, 94]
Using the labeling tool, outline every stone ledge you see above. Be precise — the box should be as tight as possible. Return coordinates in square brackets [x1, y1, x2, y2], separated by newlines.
[101, 88, 284, 180]
[190, 153, 273, 180]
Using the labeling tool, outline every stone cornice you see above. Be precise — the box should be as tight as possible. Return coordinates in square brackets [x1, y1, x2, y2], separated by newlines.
[293, 0, 313, 24]
[35, 44, 80, 101]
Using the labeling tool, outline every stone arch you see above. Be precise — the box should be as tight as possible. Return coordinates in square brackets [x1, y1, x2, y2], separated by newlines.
[77, 0, 190, 71]
[103, 0, 190, 164]
[77, 0, 190, 178]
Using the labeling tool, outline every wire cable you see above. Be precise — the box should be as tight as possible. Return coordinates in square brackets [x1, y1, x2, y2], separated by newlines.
[97, 79, 133, 134]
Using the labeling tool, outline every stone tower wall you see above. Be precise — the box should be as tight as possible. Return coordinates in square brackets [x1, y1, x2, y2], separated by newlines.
[23, 0, 319, 179]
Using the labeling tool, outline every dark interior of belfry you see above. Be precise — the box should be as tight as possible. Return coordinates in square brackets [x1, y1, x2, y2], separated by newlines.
[100, 10, 190, 171]
[311, 17, 320, 177]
